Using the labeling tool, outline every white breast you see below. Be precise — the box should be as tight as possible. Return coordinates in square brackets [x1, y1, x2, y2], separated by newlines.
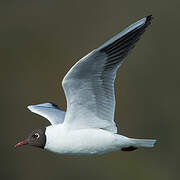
[44, 125, 125, 156]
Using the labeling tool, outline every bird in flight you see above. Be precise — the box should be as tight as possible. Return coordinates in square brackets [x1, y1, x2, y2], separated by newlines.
[15, 15, 156, 156]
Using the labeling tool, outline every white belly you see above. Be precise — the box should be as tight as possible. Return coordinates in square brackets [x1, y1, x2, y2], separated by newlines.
[44, 125, 126, 156]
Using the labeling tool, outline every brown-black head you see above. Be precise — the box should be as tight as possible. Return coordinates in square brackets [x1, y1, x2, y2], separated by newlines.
[15, 128, 46, 149]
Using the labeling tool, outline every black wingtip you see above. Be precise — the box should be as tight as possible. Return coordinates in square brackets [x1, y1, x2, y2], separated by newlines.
[145, 15, 153, 27]
[146, 15, 153, 22]
[50, 102, 64, 111]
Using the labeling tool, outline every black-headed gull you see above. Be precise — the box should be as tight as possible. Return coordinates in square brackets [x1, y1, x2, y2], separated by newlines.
[15, 15, 156, 155]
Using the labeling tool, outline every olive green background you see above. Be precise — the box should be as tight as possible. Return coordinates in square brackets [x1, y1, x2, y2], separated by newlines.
[1, 0, 179, 179]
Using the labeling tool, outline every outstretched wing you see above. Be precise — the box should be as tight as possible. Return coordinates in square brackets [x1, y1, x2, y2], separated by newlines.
[27, 103, 65, 125]
[62, 16, 152, 133]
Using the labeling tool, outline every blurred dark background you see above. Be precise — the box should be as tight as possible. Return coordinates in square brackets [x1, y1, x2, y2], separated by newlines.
[1, 0, 179, 179]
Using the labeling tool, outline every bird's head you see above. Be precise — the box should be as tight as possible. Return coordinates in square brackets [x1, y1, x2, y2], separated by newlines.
[15, 128, 46, 149]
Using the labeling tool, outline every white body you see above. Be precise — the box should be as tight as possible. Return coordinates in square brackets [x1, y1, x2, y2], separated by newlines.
[45, 125, 155, 155]
[45, 125, 126, 155]
[28, 16, 156, 156]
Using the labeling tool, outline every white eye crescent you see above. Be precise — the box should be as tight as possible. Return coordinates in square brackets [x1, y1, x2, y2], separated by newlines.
[35, 133, 40, 139]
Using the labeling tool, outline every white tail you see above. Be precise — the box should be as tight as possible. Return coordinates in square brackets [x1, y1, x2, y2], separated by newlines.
[131, 138, 156, 148]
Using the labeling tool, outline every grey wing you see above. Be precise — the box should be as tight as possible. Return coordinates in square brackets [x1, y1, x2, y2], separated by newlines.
[27, 103, 66, 125]
[62, 16, 152, 133]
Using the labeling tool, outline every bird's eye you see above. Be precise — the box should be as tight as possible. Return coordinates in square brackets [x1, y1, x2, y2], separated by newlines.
[32, 133, 40, 139]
